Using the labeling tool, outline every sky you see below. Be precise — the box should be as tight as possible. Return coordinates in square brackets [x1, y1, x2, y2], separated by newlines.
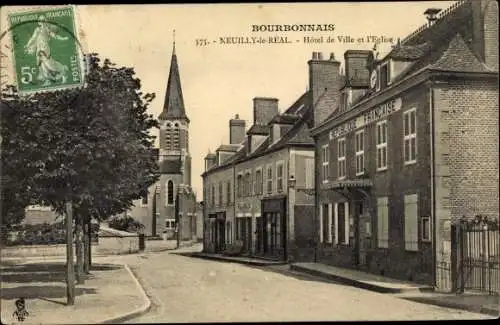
[1, 2, 457, 200]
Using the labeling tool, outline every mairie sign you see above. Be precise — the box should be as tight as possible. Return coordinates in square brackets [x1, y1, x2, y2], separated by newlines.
[329, 97, 402, 140]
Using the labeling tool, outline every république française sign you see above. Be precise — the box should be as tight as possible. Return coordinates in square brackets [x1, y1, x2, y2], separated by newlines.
[329, 97, 402, 140]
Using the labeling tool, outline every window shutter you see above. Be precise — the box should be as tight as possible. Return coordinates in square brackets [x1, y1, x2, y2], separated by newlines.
[333, 203, 338, 245]
[404, 194, 419, 251]
[344, 202, 350, 245]
[319, 204, 324, 243]
[328, 203, 333, 243]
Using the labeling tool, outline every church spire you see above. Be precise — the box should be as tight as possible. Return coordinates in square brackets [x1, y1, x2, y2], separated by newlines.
[159, 31, 189, 122]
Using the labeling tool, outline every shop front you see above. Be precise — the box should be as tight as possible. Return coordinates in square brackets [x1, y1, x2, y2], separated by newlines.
[259, 195, 287, 261]
[320, 179, 373, 270]
[208, 212, 227, 253]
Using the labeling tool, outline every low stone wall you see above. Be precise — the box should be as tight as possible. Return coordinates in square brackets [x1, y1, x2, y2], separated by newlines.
[0, 243, 97, 258]
[95, 235, 140, 255]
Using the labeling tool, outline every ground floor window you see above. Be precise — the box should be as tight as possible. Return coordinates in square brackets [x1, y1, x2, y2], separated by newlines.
[165, 219, 176, 229]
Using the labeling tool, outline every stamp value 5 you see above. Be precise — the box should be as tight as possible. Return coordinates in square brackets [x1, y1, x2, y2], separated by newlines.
[8, 6, 84, 94]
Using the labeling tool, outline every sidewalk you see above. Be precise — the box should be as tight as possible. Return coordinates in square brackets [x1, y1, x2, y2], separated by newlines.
[144, 239, 200, 253]
[290, 262, 434, 294]
[182, 251, 288, 266]
[290, 262, 499, 317]
[0, 260, 150, 324]
[394, 292, 499, 317]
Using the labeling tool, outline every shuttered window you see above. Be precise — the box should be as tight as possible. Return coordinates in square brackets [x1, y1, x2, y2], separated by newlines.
[377, 197, 389, 248]
[404, 194, 419, 251]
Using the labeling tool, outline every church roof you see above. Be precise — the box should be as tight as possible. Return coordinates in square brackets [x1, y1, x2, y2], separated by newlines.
[159, 44, 190, 122]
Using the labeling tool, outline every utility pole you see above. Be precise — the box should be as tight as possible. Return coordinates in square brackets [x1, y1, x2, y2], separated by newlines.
[176, 190, 180, 249]
[66, 201, 75, 305]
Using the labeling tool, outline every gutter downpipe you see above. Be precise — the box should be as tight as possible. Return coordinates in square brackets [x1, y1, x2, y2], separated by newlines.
[429, 80, 437, 289]
[313, 135, 319, 262]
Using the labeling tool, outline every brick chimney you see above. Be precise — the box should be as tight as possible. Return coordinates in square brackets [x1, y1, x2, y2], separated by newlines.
[204, 151, 217, 171]
[229, 114, 246, 145]
[309, 52, 341, 127]
[253, 97, 279, 125]
[344, 50, 373, 88]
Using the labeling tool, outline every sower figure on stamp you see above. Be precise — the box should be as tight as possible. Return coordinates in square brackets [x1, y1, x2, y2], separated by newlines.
[12, 297, 29, 322]
[24, 15, 69, 86]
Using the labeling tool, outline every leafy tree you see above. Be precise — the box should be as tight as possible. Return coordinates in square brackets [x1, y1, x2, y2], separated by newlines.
[1, 53, 159, 225]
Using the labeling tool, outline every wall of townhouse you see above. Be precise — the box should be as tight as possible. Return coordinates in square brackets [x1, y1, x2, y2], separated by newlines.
[315, 84, 435, 284]
[203, 165, 235, 252]
[234, 148, 289, 253]
[289, 148, 315, 261]
[432, 78, 499, 290]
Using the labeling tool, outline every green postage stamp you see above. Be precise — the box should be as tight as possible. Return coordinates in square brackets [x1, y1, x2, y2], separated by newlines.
[8, 6, 84, 94]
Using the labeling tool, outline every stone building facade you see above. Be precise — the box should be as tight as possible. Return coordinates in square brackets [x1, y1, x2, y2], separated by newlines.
[309, 0, 499, 290]
[203, 92, 316, 261]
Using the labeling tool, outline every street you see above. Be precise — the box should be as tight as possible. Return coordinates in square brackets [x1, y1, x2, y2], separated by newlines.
[111, 248, 490, 323]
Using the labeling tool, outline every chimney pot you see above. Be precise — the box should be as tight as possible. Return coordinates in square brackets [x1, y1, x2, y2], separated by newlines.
[318, 52, 323, 60]
[235, 114, 239, 119]
[330, 53, 335, 60]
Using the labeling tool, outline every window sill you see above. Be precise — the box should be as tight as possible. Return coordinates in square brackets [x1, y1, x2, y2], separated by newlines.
[355, 172, 364, 177]
[404, 160, 417, 166]
[376, 167, 388, 172]
[338, 176, 346, 181]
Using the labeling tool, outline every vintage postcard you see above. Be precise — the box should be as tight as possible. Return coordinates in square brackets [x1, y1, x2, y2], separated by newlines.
[0, 2, 498, 324]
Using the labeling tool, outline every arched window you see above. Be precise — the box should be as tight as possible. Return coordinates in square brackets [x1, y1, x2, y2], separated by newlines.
[167, 180, 174, 205]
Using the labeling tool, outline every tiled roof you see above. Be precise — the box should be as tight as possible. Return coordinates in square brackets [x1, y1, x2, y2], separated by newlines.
[203, 91, 313, 175]
[389, 42, 432, 61]
[216, 144, 241, 152]
[430, 34, 492, 73]
[269, 113, 300, 125]
[247, 124, 270, 135]
[313, 1, 496, 133]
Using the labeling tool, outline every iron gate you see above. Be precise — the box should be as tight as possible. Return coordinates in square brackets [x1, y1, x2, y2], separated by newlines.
[454, 215, 499, 295]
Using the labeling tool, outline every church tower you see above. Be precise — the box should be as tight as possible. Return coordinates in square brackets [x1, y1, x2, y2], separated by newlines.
[157, 37, 193, 235]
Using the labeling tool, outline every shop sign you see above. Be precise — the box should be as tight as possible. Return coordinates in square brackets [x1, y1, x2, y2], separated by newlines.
[330, 97, 402, 140]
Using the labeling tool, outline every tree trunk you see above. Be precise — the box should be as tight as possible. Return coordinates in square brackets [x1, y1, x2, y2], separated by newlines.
[88, 220, 92, 268]
[83, 215, 90, 274]
[75, 216, 84, 284]
[66, 202, 75, 306]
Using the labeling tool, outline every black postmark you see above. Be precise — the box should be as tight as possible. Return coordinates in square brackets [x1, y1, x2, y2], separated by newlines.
[12, 297, 29, 322]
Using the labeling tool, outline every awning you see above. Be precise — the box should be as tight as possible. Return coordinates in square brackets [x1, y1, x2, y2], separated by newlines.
[321, 179, 373, 190]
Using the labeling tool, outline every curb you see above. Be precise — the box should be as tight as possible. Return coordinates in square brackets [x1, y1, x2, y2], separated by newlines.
[399, 296, 499, 317]
[289, 264, 433, 294]
[182, 252, 288, 267]
[99, 264, 152, 324]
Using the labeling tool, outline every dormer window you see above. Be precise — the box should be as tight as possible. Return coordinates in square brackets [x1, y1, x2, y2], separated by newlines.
[377, 60, 393, 91]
